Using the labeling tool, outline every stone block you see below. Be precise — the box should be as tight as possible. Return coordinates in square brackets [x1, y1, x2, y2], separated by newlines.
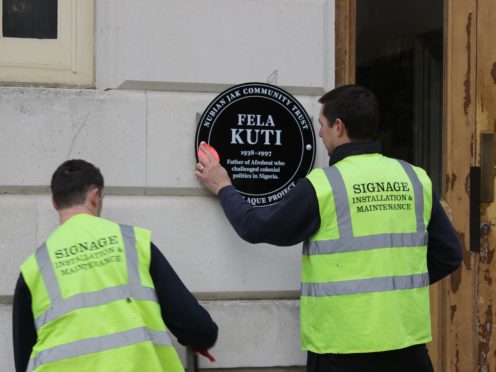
[96, 0, 333, 92]
[0, 196, 39, 295]
[103, 196, 303, 294]
[199, 300, 305, 368]
[146, 91, 213, 189]
[0, 87, 147, 189]
[1, 194, 303, 296]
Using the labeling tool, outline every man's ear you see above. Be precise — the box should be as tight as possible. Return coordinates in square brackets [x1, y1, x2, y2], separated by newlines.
[51, 196, 59, 211]
[86, 187, 100, 209]
[335, 118, 346, 136]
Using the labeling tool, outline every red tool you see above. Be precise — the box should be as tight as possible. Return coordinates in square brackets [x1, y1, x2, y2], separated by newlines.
[192, 348, 216, 362]
[198, 142, 220, 162]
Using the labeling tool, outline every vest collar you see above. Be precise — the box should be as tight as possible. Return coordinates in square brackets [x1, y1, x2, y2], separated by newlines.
[328, 140, 382, 166]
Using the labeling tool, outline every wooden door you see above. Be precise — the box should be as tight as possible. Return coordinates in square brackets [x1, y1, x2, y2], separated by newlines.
[474, 0, 496, 369]
[445, 0, 496, 370]
[446, 0, 496, 372]
[336, 0, 496, 370]
[443, 1, 476, 370]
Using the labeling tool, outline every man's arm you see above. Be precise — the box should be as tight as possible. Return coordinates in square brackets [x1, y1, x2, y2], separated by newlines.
[149, 243, 218, 348]
[195, 141, 320, 246]
[427, 192, 463, 284]
[218, 180, 320, 246]
[12, 274, 37, 372]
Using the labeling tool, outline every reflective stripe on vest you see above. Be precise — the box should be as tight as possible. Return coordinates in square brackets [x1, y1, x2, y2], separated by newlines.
[27, 326, 172, 372]
[34, 225, 158, 330]
[28, 224, 172, 370]
[303, 232, 428, 256]
[301, 273, 429, 297]
[302, 160, 428, 296]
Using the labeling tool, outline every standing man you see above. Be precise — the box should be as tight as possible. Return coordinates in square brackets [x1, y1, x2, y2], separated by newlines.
[13, 159, 218, 372]
[195, 85, 462, 372]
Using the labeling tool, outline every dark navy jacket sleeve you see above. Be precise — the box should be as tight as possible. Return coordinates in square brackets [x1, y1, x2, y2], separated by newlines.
[218, 176, 462, 284]
[218, 179, 320, 246]
[149, 243, 218, 348]
[13, 274, 36, 372]
[426, 192, 463, 284]
[13, 242, 218, 372]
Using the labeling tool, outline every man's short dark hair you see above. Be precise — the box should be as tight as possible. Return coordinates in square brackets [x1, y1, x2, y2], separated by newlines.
[51, 159, 104, 209]
[319, 85, 380, 140]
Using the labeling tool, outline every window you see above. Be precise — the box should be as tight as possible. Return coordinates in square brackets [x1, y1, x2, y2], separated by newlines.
[3, 0, 58, 39]
[0, 0, 94, 86]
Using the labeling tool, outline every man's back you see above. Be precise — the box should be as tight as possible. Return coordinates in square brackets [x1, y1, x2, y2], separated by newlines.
[302, 153, 432, 354]
[20, 214, 184, 371]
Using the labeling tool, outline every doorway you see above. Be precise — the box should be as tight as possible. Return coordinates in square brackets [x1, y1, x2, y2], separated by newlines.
[336, 0, 496, 371]
[355, 0, 443, 192]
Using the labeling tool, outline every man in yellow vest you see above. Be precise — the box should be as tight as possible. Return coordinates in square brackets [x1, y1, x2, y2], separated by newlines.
[13, 159, 218, 371]
[195, 85, 462, 371]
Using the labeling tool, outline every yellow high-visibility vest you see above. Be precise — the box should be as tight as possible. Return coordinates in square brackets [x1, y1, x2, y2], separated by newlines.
[21, 214, 184, 371]
[302, 154, 433, 354]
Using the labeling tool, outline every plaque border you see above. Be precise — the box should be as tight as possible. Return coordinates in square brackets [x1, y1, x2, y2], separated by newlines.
[195, 82, 316, 206]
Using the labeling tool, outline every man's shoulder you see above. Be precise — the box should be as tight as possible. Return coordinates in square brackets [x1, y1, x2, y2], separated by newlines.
[306, 167, 327, 181]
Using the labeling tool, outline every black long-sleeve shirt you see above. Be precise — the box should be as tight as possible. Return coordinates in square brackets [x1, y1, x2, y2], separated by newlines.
[13, 243, 218, 372]
[217, 141, 462, 284]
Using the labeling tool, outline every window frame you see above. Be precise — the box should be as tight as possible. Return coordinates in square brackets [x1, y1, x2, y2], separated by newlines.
[0, 0, 94, 86]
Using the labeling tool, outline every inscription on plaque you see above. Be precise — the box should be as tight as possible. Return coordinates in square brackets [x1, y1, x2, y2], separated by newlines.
[196, 83, 315, 207]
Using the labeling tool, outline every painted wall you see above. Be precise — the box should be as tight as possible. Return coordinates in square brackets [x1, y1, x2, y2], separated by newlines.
[0, 1, 334, 370]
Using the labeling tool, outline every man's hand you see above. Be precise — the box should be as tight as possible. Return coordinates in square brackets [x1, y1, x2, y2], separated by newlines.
[192, 348, 216, 362]
[195, 142, 232, 195]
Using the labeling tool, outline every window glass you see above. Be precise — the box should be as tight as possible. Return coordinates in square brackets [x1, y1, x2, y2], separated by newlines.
[2, 0, 57, 39]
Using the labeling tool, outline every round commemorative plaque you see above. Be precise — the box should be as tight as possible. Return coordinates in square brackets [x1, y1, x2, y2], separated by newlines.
[195, 82, 316, 207]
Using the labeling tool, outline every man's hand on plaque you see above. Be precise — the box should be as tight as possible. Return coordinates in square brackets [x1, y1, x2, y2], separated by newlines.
[195, 142, 232, 195]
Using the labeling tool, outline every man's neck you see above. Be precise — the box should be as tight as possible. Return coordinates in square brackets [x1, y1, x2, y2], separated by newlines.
[58, 206, 94, 225]
[328, 140, 382, 166]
